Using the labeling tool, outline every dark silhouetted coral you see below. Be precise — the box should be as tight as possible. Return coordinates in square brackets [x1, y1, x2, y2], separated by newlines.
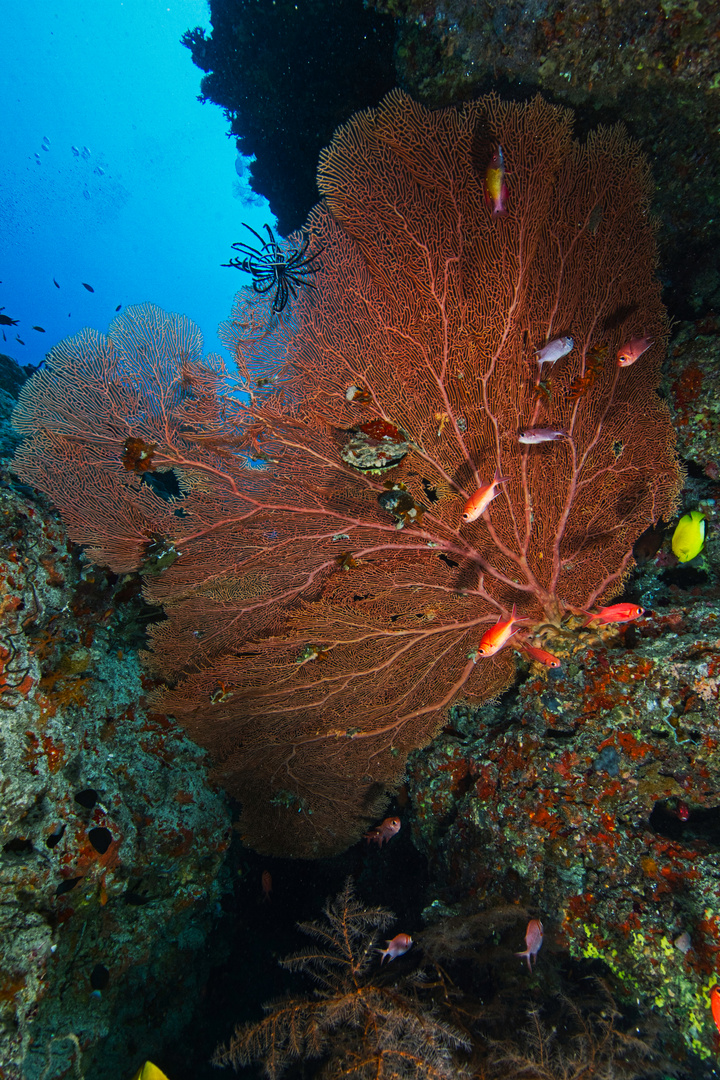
[212, 878, 469, 1079]
[182, 0, 396, 235]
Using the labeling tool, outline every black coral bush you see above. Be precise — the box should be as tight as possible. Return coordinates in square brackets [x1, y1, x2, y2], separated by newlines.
[212, 878, 469, 1079]
[485, 984, 657, 1080]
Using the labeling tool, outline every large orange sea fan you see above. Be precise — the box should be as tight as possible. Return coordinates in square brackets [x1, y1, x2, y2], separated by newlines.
[13, 91, 680, 856]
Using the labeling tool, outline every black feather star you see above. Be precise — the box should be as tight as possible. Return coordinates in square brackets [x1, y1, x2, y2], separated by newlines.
[222, 223, 322, 313]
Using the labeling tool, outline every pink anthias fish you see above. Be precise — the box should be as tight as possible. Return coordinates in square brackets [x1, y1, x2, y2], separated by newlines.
[535, 336, 573, 371]
[516, 919, 544, 973]
[518, 428, 567, 445]
[378, 933, 413, 964]
[364, 816, 401, 847]
[617, 336, 652, 367]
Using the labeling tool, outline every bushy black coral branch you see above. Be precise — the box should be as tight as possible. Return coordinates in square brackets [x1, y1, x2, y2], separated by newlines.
[486, 982, 657, 1080]
[212, 878, 470, 1080]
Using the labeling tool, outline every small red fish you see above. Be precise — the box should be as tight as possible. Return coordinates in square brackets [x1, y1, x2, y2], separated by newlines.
[364, 816, 401, 847]
[711, 985, 720, 1035]
[484, 145, 508, 216]
[461, 470, 509, 524]
[261, 869, 272, 902]
[378, 932, 413, 964]
[676, 800, 690, 822]
[582, 602, 644, 627]
[617, 336, 652, 368]
[516, 919, 543, 973]
[476, 604, 521, 658]
[520, 643, 561, 668]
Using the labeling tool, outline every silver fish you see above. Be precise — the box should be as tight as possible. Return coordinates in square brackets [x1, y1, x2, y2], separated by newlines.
[535, 336, 573, 369]
[518, 428, 567, 444]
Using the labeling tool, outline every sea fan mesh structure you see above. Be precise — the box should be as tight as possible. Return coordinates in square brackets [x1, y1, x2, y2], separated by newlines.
[12, 91, 680, 856]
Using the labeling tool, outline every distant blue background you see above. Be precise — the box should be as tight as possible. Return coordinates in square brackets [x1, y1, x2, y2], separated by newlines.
[1, 0, 271, 369]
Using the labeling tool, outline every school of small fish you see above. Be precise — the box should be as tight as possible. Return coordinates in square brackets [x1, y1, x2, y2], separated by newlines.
[0, 274, 122, 348]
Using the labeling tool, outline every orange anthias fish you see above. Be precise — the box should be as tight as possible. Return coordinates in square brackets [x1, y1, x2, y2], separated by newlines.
[461, 470, 509, 525]
[378, 933, 413, 964]
[476, 604, 521, 658]
[516, 919, 543, 973]
[484, 145, 508, 216]
[582, 602, 644, 627]
[364, 816, 401, 847]
[710, 985, 720, 1035]
[617, 335, 652, 367]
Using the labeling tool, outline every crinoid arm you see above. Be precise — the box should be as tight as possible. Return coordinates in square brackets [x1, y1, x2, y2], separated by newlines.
[222, 222, 322, 313]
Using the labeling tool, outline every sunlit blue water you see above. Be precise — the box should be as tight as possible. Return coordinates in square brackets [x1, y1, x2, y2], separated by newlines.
[1, 0, 271, 369]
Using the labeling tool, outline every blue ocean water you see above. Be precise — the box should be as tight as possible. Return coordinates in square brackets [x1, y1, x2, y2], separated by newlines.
[1, 0, 271, 370]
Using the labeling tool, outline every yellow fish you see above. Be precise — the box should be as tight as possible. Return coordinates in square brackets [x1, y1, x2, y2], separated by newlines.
[131, 1064, 171, 1080]
[671, 510, 706, 563]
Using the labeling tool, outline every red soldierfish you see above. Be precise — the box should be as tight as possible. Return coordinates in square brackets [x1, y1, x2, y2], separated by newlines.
[477, 604, 522, 658]
[582, 602, 644, 626]
[461, 470, 509, 524]
[617, 336, 652, 367]
[518, 428, 567, 445]
[364, 816, 401, 847]
[516, 919, 543, 973]
[521, 643, 561, 668]
[261, 869, 272, 902]
[378, 933, 413, 964]
[711, 986, 720, 1035]
[535, 336, 573, 370]
[484, 145, 508, 216]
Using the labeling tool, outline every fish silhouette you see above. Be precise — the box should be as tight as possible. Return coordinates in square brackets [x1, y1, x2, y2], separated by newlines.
[82, 282, 94, 293]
